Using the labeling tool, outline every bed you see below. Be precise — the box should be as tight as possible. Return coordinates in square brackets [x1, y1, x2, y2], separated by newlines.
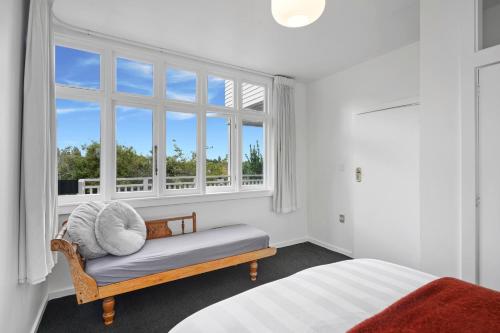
[170, 259, 437, 333]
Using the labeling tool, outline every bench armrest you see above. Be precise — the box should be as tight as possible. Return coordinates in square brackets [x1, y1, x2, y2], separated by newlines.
[51, 223, 99, 303]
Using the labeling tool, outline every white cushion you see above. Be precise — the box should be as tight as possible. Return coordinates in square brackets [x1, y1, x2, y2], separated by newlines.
[95, 201, 146, 256]
[67, 202, 107, 259]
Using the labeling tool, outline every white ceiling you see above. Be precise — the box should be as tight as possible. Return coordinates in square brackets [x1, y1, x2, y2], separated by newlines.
[53, 0, 420, 82]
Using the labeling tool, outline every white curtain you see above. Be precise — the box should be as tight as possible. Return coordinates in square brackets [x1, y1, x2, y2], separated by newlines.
[19, 0, 57, 284]
[272, 76, 297, 214]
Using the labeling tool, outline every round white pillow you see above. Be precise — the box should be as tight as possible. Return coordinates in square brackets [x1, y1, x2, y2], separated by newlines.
[67, 202, 108, 259]
[95, 201, 146, 256]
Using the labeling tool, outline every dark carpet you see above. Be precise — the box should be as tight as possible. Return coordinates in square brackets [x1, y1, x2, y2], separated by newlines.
[38, 242, 351, 333]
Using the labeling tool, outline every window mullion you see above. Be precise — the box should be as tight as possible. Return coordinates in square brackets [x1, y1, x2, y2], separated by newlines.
[234, 78, 241, 192]
[199, 71, 207, 195]
[102, 48, 114, 201]
[154, 60, 165, 197]
[234, 114, 241, 193]
[153, 106, 163, 197]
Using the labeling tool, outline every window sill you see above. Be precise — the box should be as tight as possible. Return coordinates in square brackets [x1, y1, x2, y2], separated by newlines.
[57, 189, 273, 215]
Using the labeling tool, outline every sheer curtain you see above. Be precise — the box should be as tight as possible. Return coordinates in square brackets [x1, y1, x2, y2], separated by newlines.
[272, 76, 297, 214]
[19, 0, 57, 284]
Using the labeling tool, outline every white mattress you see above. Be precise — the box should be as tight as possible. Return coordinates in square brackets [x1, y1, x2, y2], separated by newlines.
[86, 224, 269, 286]
[170, 259, 437, 333]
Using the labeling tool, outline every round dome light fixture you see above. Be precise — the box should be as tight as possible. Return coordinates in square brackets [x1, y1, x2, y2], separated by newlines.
[272, 0, 326, 28]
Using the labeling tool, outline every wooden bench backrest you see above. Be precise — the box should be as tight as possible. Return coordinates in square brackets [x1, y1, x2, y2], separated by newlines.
[145, 212, 197, 239]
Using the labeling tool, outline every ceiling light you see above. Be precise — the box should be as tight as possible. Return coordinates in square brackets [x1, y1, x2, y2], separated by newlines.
[272, 0, 326, 28]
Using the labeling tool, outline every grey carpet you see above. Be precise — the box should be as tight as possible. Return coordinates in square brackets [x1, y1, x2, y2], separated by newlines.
[38, 242, 351, 333]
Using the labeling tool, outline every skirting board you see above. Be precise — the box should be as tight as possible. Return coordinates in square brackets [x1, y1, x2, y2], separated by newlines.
[306, 237, 353, 257]
[31, 293, 48, 333]
[271, 237, 308, 249]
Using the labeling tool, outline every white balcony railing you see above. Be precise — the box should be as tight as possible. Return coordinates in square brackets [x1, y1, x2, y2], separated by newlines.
[77, 175, 263, 194]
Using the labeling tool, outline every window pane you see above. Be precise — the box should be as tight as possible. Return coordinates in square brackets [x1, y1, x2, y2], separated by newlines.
[116, 58, 154, 96]
[242, 121, 264, 186]
[56, 99, 100, 195]
[241, 83, 265, 112]
[206, 113, 231, 187]
[55, 46, 100, 89]
[207, 75, 234, 107]
[166, 111, 197, 190]
[115, 106, 153, 192]
[166, 68, 197, 102]
[481, 0, 500, 49]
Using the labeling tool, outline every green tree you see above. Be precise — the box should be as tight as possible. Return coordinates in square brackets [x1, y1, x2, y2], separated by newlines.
[242, 141, 263, 175]
[166, 140, 197, 180]
[58, 141, 152, 181]
[116, 145, 152, 178]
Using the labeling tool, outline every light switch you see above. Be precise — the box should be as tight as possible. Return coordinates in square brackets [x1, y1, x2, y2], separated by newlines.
[356, 167, 362, 182]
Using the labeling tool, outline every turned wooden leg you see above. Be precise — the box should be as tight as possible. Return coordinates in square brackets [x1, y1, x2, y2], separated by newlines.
[250, 260, 258, 281]
[102, 297, 115, 326]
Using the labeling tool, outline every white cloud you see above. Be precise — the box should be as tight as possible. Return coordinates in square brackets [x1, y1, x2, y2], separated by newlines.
[77, 56, 100, 67]
[118, 58, 153, 78]
[166, 91, 196, 102]
[117, 80, 152, 94]
[57, 78, 100, 88]
[116, 106, 152, 121]
[167, 69, 196, 84]
[57, 106, 100, 114]
[166, 112, 196, 121]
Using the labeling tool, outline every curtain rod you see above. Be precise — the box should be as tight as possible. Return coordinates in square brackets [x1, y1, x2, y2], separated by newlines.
[53, 15, 278, 79]
[356, 102, 420, 116]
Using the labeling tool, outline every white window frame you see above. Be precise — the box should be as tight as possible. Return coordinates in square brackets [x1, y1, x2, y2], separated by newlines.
[55, 30, 273, 210]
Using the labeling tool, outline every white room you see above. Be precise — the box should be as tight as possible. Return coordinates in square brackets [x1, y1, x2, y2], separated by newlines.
[0, 0, 499, 332]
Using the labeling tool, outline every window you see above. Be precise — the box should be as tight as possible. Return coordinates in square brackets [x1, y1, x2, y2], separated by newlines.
[166, 111, 198, 190]
[478, 0, 500, 50]
[55, 46, 100, 89]
[241, 120, 264, 186]
[115, 106, 154, 193]
[116, 57, 154, 96]
[207, 75, 234, 108]
[55, 36, 271, 205]
[206, 113, 232, 188]
[166, 68, 197, 103]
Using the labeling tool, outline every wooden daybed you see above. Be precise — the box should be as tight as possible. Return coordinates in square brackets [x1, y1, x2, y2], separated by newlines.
[51, 212, 277, 326]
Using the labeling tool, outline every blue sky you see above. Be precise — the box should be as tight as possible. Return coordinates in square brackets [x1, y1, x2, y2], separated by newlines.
[55, 45, 262, 161]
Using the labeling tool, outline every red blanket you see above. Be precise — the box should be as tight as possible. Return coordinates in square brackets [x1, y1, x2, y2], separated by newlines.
[348, 277, 500, 333]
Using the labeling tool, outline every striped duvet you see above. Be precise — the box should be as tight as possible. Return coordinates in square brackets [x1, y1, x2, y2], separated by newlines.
[170, 259, 437, 333]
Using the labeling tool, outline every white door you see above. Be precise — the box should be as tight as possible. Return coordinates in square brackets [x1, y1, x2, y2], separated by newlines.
[478, 63, 500, 291]
[352, 105, 420, 269]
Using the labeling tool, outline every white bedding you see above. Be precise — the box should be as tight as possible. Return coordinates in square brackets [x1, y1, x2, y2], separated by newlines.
[170, 259, 437, 333]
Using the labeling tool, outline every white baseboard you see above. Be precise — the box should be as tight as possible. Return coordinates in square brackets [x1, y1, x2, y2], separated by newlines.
[306, 237, 353, 257]
[31, 293, 48, 333]
[48, 286, 76, 300]
[271, 237, 307, 248]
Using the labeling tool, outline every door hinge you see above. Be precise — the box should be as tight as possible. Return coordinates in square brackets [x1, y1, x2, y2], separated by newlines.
[476, 196, 480, 207]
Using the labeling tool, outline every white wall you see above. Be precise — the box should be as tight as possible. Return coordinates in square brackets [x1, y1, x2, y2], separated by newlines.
[0, 0, 48, 332]
[419, 0, 463, 278]
[306, 43, 420, 259]
[48, 83, 309, 297]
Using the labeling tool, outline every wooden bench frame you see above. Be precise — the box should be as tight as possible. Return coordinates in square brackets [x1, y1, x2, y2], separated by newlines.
[51, 212, 277, 325]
